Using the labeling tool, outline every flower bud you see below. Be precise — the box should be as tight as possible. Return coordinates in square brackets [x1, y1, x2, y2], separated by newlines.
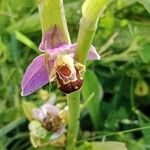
[134, 80, 149, 96]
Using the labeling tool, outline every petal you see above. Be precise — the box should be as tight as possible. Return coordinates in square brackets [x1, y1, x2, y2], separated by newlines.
[70, 43, 100, 60]
[88, 45, 100, 60]
[21, 54, 55, 96]
[32, 103, 59, 121]
[32, 108, 46, 121]
[50, 128, 65, 141]
[41, 103, 59, 116]
[47, 44, 73, 58]
[40, 43, 74, 59]
[39, 26, 70, 52]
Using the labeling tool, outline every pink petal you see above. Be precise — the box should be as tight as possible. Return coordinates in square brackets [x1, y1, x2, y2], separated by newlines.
[21, 54, 54, 96]
[46, 44, 73, 58]
[32, 103, 59, 121]
[70, 43, 100, 60]
[42, 103, 59, 116]
[50, 128, 65, 140]
[39, 26, 69, 52]
[88, 45, 100, 60]
[32, 108, 46, 121]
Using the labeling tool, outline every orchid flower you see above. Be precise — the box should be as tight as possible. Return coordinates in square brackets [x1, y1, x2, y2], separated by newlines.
[21, 26, 100, 96]
[29, 102, 66, 147]
[32, 102, 64, 132]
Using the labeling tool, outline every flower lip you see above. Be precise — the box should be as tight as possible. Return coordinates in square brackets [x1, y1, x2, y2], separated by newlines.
[21, 29, 100, 96]
[56, 64, 84, 94]
[57, 65, 72, 77]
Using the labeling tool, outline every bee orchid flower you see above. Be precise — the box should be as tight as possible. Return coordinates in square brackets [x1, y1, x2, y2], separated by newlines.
[29, 102, 67, 147]
[21, 26, 100, 96]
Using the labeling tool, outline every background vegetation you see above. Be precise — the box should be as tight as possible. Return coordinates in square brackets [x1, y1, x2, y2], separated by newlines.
[0, 0, 150, 149]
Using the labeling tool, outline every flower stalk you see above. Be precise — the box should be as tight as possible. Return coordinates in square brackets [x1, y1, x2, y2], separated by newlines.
[22, 0, 107, 149]
[67, 0, 107, 150]
[75, 0, 107, 64]
[66, 92, 80, 150]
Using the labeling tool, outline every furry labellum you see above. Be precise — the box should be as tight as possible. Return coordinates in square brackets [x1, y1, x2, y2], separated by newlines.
[21, 26, 100, 96]
[55, 54, 85, 94]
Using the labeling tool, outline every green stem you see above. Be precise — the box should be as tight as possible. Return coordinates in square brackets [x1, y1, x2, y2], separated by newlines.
[66, 16, 97, 150]
[75, 17, 97, 64]
[66, 92, 80, 150]
[78, 125, 150, 143]
[0, 118, 26, 137]
[130, 78, 136, 112]
[66, 1, 107, 149]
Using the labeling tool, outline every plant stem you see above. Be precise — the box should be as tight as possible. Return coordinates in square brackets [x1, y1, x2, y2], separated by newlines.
[66, 16, 97, 150]
[75, 18, 97, 64]
[66, 1, 107, 149]
[0, 118, 26, 137]
[66, 92, 80, 150]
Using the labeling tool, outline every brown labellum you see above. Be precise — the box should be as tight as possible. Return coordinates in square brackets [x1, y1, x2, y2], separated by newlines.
[56, 65, 83, 94]
[42, 113, 62, 132]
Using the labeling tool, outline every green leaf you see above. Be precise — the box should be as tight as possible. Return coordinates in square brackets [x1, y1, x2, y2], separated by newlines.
[27, 146, 63, 150]
[15, 31, 40, 54]
[82, 70, 103, 129]
[7, 14, 41, 33]
[78, 141, 128, 150]
[0, 107, 20, 123]
[91, 142, 128, 150]
[138, 44, 150, 63]
[22, 101, 36, 121]
[127, 140, 145, 150]
[137, 114, 150, 144]
[138, 0, 150, 13]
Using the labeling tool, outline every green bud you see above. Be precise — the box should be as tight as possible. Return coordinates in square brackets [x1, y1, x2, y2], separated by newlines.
[135, 80, 149, 96]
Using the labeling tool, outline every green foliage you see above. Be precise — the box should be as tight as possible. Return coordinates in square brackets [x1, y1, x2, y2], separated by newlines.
[82, 70, 103, 130]
[22, 101, 36, 121]
[137, 0, 150, 13]
[0, 0, 150, 149]
[78, 141, 127, 150]
[139, 44, 150, 63]
[127, 140, 145, 150]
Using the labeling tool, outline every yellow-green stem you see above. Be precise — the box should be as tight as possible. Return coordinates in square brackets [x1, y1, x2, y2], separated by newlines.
[66, 92, 80, 150]
[66, 1, 107, 149]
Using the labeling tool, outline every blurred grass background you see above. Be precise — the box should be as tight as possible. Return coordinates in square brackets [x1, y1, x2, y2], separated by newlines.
[0, 0, 150, 149]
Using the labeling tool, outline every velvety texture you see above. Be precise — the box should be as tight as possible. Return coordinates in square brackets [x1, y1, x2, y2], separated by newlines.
[21, 29, 100, 96]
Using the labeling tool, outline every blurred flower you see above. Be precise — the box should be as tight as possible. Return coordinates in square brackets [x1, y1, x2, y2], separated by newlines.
[134, 80, 149, 96]
[21, 26, 100, 96]
[29, 102, 67, 148]
[32, 103, 59, 122]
